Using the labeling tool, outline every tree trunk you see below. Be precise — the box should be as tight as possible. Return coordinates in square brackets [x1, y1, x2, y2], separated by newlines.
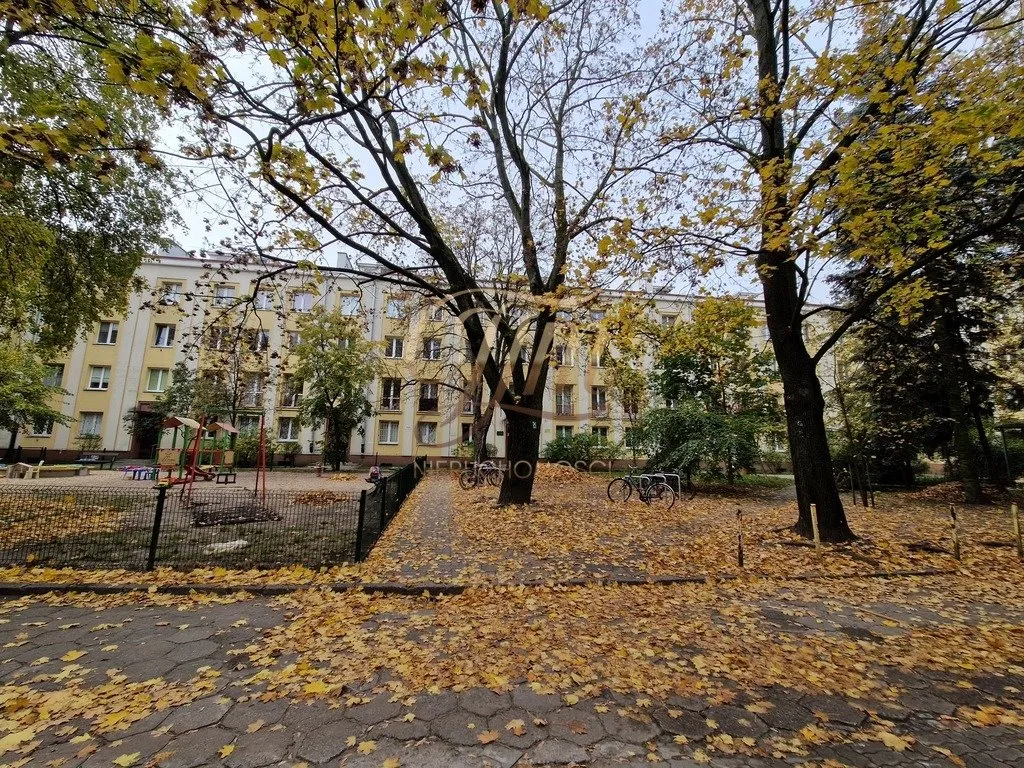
[761, 265, 853, 542]
[473, 390, 495, 465]
[936, 304, 984, 502]
[497, 405, 542, 505]
[5, 426, 18, 463]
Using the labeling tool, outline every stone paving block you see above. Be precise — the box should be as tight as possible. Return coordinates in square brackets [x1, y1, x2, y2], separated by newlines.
[757, 699, 811, 731]
[166, 696, 233, 733]
[284, 701, 350, 731]
[223, 729, 293, 768]
[488, 707, 544, 749]
[461, 687, 512, 717]
[165, 626, 217, 644]
[155, 725, 235, 768]
[546, 707, 605, 746]
[411, 691, 459, 721]
[430, 709, 483, 746]
[800, 695, 866, 727]
[121, 658, 178, 680]
[591, 739, 643, 759]
[222, 698, 292, 732]
[294, 719, 366, 763]
[166, 639, 220, 664]
[466, 742, 524, 768]
[115, 708, 172, 738]
[598, 709, 660, 743]
[653, 708, 713, 739]
[897, 691, 958, 717]
[512, 687, 562, 714]
[375, 714, 430, 740]
[347, 693, 402, 725]
[524, 738, 588, 765]
[81, 732, 173, 768]
[704, 705, 769, 737]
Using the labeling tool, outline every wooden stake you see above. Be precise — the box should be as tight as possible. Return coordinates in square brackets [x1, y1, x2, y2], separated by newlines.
[1012, 503, 1023, 562]
[810, 503, 821, 553]
[736, 509, 744, 568]
[950, 504, 961, 561]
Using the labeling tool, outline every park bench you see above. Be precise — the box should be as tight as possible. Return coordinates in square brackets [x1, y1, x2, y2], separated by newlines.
[77, 454, 118, 470]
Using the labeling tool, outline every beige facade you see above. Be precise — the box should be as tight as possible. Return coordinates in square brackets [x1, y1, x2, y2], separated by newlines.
[6, 248, 832, 463]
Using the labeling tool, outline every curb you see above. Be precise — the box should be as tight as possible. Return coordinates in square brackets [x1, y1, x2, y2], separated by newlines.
[0, 569, 957, 598]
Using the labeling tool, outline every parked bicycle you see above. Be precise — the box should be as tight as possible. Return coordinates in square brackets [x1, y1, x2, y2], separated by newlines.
[607, 466, 693, 508]
[459, 460, 503, 490]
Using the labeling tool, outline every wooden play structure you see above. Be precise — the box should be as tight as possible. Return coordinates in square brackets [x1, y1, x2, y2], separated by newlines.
[157, 416, 239, 500]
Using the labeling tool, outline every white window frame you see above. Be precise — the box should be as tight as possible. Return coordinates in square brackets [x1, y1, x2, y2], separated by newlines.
[214, 285, 236, 307]
[555, 425, 574, 440]
[154, 324, 176, 347]
[419, 381, 439, 411]
[378, 420, 400, 445]
[146, 368, 170, 393]
[385, 336, 404, 359]
[430, 305, 445, 321]
[241, 376, 264, 408]
[278, 416, 300, 441]
[254, 291, 275, 310]
[339, 295, 360, 316]
[660, 314, 678, 328]
[555, 385, 574, 415]
[292, 291, 313, 313]
[237, 415, 261, 435]
[96, 321, 118, 345]
[380, 378, 402, 411]
[281, 376, 302, 408]
[386, 298, 405, 319]
[79, 412, 102, 436]
[286, 331, 301, 348]
[87, 366, 111, 391]
[160, 282, 182, 305]
[30, 417, 54, 437]
[43, 364, 63, 388]
[417, 421, 437, 445]
[592, 426, 609, 444]
[422, 337, 442, 360]
[554, 345, 572, 366]
[591, 386, 607, 415]
[249, 329, 271, 353]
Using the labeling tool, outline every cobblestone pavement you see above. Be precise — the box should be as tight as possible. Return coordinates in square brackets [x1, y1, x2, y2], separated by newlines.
[3, 588, 1023, 768]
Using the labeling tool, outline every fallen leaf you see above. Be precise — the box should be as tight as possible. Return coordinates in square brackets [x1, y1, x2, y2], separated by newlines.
[60, 650, 86, 662]
[112, 754, 140, 767]
[477, 730, 500, 744]
[505, 719, 526, 736]
[382, 759, 401, 768]
[218, 745, 235, 758]
[357, 741, 377, 755]
[246, 719, 265, 733]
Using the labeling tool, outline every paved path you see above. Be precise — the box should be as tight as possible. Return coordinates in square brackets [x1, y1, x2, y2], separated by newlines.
[3, 587, 1023, 768]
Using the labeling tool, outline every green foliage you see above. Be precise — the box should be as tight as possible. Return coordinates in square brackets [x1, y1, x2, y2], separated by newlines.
[75, 433, 102, 452]
[0, 19, 176, 350]
[294, 308, 378, 470]
[453, 441, 496, 460]
[123, 363, 234, 438]
[0, 342, 69, 435]
[639, 405, 763, 479]
[233, 430, 279, 468]
[542, 433, 622, 468]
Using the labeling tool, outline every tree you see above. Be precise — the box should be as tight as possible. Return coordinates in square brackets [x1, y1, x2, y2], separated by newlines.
[7, 0, 690, 504]
[0, 343, 68, 452]
[659, 0, 1024, 539]
[0, 11, 175, 350]
[656, 297, 781, 482]
[294, 308, 379, 471]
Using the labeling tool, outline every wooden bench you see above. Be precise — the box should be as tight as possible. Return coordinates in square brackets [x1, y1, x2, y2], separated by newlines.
[77, 454, 117, 470]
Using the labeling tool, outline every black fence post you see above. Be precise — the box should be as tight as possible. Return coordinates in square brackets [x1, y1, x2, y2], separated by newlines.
[355, 489, 367, 562]
[147, 484, 168, 571]
[379, 474, 389, 527]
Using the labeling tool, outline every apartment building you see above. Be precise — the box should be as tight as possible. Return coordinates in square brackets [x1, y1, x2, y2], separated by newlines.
[6, 247, 826, 464]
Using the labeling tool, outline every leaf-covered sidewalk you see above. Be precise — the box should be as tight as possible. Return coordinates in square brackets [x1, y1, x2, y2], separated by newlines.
[2, 575, 1024, 767]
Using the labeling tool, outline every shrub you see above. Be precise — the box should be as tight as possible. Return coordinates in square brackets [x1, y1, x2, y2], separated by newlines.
[542, 434, 621, 469]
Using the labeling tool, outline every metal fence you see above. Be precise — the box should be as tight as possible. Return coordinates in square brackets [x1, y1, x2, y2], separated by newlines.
[0, 457, 426, 571]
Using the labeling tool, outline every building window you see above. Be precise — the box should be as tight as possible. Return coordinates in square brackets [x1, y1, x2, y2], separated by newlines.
[422, 337, 441, 360]
[417, 421, 437, 445]
[419, 381, 439, 411]
[555, 425, 573, 440]
[278, 417, 299, 441]
[214, 285, 236, 307]
[555, 385, 573, 415]
[385, 336, 404, 359]
[623, 395, 640, 418]
[591, 386, 607, 416]
[146, 368, 170, 393]
[592, 348, 606, 368]
[160, 282, 182, 305]
[380, 378, 402, 410]
[281, 375, 302, 408]
[292, 291, 313, 312]
[386, 298, 405, 319]
[241, 375, 264, 408]
[247, 329, 271, 353]
[154, 324, 176, 347]
[592, 426, 609, 444]
[430, 305, 445, 321]
[286, 330, 302, 349]
[553, 344, 572, 366]
[591, 310, 606, 321]
[207, 327, 229, 350]
[379, 420, 400, 444]
[237, 415, 261, 434]
[43, 364, 64, 388]
[339, 295, 360, 315]
[96, 321, 118, 345]
[79, 412, 102, 436]
[254, 291, 274, 310]
[660, 314, 678, 328]
[30, 417, 54, 437]
[462, 394, 476, 414]
[87, 366, 111, 390]
[624, 427, 639, 448]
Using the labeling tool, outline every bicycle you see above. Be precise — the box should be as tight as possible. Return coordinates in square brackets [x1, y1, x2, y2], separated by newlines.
[459, 460, 503, 489]
[607, 466, 694, 505]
